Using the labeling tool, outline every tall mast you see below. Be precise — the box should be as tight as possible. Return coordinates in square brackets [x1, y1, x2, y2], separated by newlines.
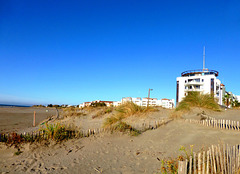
[203, 46, 205, 71]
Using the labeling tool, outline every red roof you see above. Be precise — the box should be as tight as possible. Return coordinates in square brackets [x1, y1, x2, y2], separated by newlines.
[99, 101, 113, 104]
[162, 98, 170, 100]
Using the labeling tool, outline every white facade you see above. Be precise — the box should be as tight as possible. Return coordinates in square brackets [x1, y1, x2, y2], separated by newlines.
[121, 97, 174, 109]
[79, 97, 175, 109]
[236, 96, 240, 102]
[79, 102, 91, 108]
[113, 101, 122, 107]
[161, 99, 175, 109]
[176, 69, 223, 105]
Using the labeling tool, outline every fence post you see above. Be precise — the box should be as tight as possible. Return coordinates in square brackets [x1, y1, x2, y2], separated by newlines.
[33, 111, 36, 127]
[178, 161, 187, 174]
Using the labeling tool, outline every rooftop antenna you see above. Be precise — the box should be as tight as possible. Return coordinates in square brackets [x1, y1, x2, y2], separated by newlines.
[203, 46, 205, 71]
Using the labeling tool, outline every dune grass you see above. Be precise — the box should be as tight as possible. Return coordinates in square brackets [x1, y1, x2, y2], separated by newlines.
[62, 108, 85, 118]
[176, 92, 220, 112]
[92, 107, 114, 119]
[102, 102, 157, 135]
[116, 101, 158, 118]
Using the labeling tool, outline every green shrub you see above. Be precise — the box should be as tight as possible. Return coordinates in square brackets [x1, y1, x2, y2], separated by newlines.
[40, 123, 69, 142]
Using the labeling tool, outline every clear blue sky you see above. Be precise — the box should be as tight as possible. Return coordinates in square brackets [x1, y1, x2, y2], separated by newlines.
[0, 0, 240, 105]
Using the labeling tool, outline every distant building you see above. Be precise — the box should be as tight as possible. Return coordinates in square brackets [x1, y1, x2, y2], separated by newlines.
[161, 98, 175, 109]
[79, 102, 91, 108]
[176, 69, 224, 105]
[79, 97, 175, 109]
[121, 97, 174, 109]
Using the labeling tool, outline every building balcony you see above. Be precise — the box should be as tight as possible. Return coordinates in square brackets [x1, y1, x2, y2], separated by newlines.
[185, 81, 204, 86]
[184, 88, 203, 92]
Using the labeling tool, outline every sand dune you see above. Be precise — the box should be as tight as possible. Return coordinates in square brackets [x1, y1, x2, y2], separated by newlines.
[1, 107, 240, 173]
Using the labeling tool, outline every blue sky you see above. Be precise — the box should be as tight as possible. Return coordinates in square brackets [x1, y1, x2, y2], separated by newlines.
[0, 0, 240, 105]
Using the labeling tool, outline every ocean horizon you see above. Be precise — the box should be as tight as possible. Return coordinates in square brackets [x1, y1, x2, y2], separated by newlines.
[0, 104, 31, 108]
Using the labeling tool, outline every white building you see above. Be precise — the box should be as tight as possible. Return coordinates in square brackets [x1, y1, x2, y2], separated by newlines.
[161, 98, 175, 109]
[121, 97, 174, 109]
[79, 102, 91, 108]
[176, 69, 224, 105]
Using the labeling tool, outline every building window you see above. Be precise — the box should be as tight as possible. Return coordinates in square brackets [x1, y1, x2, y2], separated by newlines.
[202, 79, 204, 82]
[211, 78, 214, 95]
[176, 81, 179, 103]
[195, 78, 200, 82]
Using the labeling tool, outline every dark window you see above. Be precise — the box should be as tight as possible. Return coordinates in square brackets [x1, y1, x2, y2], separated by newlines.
[211, 78, 214, 95]
[176, 81, 179, 103]
[195, 78, 200, 82]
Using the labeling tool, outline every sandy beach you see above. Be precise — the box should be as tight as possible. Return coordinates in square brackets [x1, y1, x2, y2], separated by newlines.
[0, 107, 240, 173]
[0, 107, 57, 134]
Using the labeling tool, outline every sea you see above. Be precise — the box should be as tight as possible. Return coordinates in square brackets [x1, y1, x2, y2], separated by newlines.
[0, 104, 31, 108]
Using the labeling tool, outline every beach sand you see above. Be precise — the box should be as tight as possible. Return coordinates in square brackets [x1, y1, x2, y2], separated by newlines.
[0, 107, 57, 133]
[0, 107, 240, 173]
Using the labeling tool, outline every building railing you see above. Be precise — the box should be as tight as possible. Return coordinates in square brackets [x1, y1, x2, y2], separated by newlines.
[181, 69, 219, 77]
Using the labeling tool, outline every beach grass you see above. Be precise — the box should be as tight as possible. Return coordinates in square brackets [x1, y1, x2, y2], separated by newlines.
[176, 92, 220, 111]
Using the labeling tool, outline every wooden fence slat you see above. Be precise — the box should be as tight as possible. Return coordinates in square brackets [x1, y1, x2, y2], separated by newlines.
[189, 155, 192, 174]
[207, 150, 210, 174]
[178, 161, 187, 174]
[194, 152, 197, 174]
[212, 145, 217, 174]
[202, 151, 205, 174]
[218, 144, 224, 174]
[216, 145, 220, 173]
[209, 147, 213, 174]
[198, 152, 201, 174]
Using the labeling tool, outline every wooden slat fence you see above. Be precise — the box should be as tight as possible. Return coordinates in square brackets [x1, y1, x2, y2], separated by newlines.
[185, 118, 240, 131]
[0, 118, 172, 143]
[178, 144, 240, 174]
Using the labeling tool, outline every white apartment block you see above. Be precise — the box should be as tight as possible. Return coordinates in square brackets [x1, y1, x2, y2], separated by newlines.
[176, 69, 225, 105]
[79, 97, 175, 109]
[121, 97, 174, 109]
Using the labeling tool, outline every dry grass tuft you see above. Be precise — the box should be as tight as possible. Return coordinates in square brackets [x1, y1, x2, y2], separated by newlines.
[176, 92, 220, 112]
[116, 102, 158, 118]
[92, 107, 113, 119]
[62, 108, 85, 118]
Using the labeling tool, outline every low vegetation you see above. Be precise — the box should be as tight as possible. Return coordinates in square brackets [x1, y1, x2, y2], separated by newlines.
[160, 145, 194, 174]
[102, 102, 158, 135]
[62, 107, 85, 118]
[2, 123, 77, 155]
[116, 101, 158, 117]
[40, 123, 69, 142]
[92, 107, 113, 119]
[176, 92, 220, 112]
